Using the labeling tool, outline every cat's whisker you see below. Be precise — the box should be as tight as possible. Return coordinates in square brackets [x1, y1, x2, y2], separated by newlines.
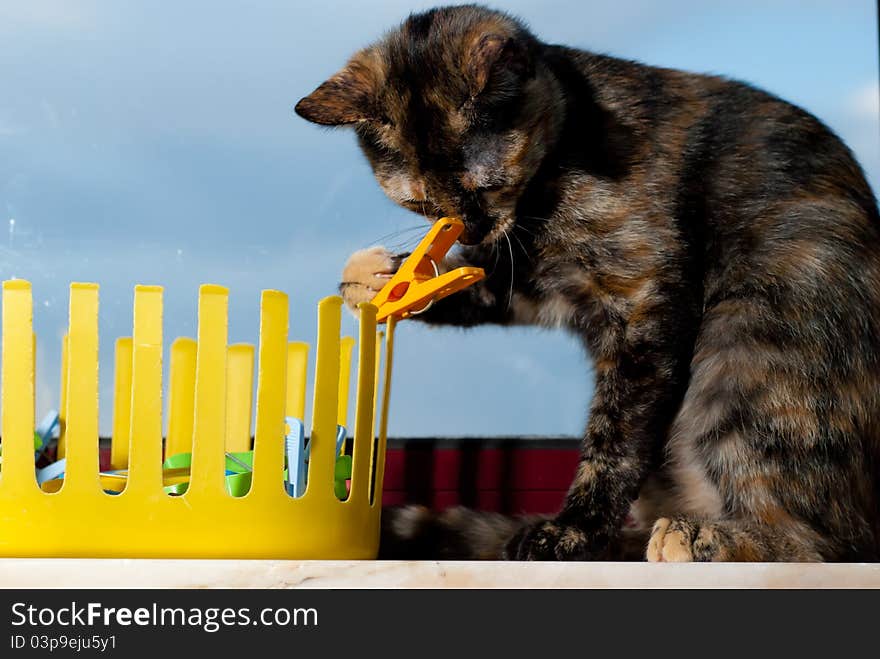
[510, 229, 529, 255]
[513, 223, 540, 240]
[504, 230, 515, 312]
[521, 215, 553, 231]
[388, 235, 425, 252]
[488, 239, 501, 276]
[513, 223, 535, 237]
[370, 224, 426, 246]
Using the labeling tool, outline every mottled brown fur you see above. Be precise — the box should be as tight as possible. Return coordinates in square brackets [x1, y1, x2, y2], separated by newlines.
[297, 5, 880, 561]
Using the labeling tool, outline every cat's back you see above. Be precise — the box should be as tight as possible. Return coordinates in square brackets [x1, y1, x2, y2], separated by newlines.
[541, 45, 880, 305]
[551, 47, 872, 193]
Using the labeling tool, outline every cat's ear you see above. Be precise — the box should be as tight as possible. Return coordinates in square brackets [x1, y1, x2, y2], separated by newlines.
[295, 55, 381, 126]
[465, 33, 530, 98]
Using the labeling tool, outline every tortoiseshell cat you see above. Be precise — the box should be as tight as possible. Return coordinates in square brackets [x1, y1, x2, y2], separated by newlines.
[296, 5, 880, 561]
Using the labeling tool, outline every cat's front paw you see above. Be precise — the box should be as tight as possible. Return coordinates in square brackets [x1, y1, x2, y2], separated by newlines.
[503, 519, 592, 561]
[647, 518, 689, 562]
[339, 246, 403, 312]
[646, 517, 727, 562]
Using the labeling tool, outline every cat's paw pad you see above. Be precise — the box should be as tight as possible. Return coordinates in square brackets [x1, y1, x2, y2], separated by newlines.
[503, 520, 590, 561]
[339, 246, 402, 312]
[646, 517, 697, 562]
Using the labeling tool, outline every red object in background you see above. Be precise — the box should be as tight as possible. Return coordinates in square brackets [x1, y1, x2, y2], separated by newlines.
[95, 437, 581, 516]
[381, 438, 581, 515]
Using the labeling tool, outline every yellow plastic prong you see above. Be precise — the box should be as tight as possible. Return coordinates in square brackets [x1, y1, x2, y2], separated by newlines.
[187, 285, 228, 499]
[32, 331, 36, 421]
[370, 217, 485, 322]
[372, 331, 383, 440]
[110, 337, 133, 470]
[337, 336, 355, 435]
[0, 280, 38, 495]
[250, 290, 289, 498]
[285, 342, 309, 422]
[308, 296, 342, 500]
[225, 344, 255, 452]
[348, 303, 377, 504]
[166, 337, 197, 458]
[57, 332, 69, 459]
[124, 285, 164, 496]
[62, 283, 100, 496]
[371, 315, 395, 505]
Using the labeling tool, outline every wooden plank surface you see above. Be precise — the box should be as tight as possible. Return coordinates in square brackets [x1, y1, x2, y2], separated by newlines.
[0, 560, 877, 589]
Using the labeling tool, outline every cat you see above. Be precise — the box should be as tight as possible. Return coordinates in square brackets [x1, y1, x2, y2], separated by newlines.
[296, 5, 880, 561]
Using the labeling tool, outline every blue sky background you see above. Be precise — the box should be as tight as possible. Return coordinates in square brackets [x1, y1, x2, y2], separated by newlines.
[0, 0, 877, 437]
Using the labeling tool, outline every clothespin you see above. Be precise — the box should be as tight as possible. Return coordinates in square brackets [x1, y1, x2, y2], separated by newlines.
[285, 417, 307, 497]
[333, 425, 351, 500]
[222, 453, 253, 496]
[33, 409, 59, 457]
[163, 451, 253, 475]
[335, 424, 347, 455]
[334, 455, 352, 500]
[40, 469, 193, 494]
[160, 452, 254, 495]
[224, 472, 252, 497]
[36, 458, 66, 485]
[371, 217, 485, 322]
[163, 452, 191, 470]
[225, 452, 253, 474]
[32, 411, 64, 481]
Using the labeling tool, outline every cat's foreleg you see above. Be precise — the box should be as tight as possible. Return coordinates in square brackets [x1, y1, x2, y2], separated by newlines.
[645, 517, 823, 562]
[504, 308, 692, 560]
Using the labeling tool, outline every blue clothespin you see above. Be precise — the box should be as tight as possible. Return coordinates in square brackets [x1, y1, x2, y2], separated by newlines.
[285, 417, 307, 497]
[34, 409, 60, 458]
[36, 458, 66, 485]
[335, 424, 347, 455]
[284, 421, 348, 498]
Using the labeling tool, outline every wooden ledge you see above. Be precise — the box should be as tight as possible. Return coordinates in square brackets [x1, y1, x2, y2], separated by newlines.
[0, 560, 877, 588]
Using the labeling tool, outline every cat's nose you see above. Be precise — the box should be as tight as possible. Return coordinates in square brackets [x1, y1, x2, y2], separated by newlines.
[406, 178, 427, 203]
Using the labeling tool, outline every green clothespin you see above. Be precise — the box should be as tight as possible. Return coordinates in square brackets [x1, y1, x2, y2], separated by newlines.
[161, 451, 254, 496]
[332, 425, 351, 500]
[334, 454, 352, 500]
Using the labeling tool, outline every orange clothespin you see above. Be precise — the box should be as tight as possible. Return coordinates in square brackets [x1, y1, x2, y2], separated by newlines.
[371, 217, 485, 322]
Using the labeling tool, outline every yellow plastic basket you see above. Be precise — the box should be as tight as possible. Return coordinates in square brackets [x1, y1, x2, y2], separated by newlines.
[0, 280, 395, 559]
